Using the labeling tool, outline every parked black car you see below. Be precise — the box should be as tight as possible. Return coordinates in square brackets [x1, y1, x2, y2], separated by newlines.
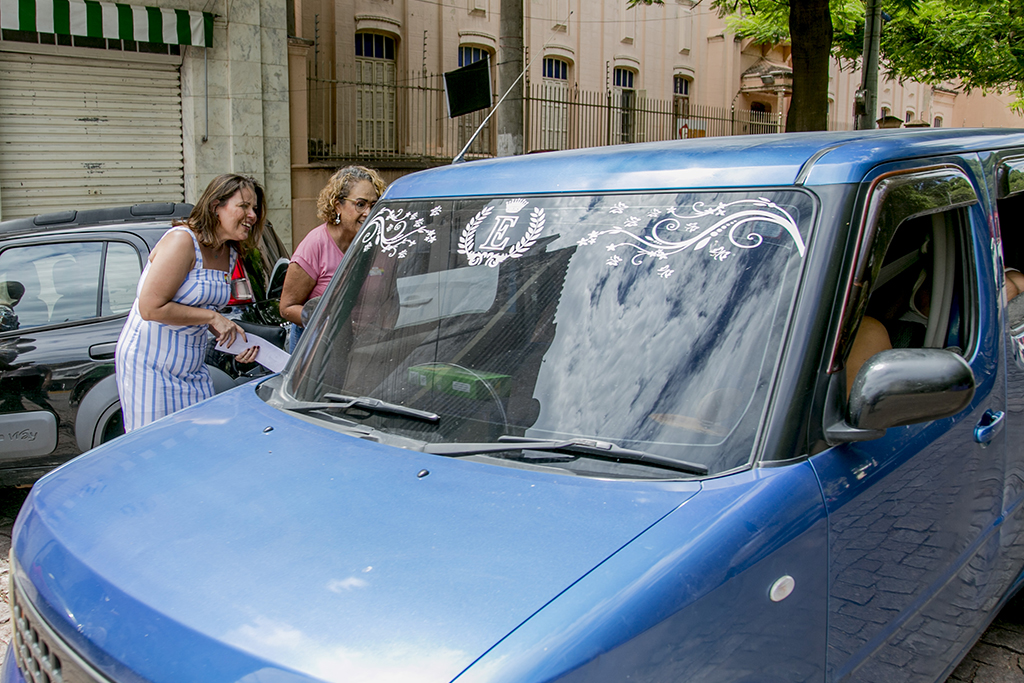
[0, 203, 289, 485]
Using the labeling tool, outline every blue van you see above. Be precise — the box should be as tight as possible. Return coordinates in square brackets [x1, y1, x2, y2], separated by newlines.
[6, 129, 1024, 683]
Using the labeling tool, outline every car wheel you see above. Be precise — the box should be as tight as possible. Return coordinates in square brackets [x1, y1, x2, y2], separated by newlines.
[76, 374, 124, 452]
[97, 405, 125, 444]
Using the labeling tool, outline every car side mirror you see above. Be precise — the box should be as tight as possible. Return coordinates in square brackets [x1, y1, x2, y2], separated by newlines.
[268, 257, 290, 301]
[826, 348, 975, 443]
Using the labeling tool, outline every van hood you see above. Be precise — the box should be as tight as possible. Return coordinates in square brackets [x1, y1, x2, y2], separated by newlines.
[14, 385, 699, 683]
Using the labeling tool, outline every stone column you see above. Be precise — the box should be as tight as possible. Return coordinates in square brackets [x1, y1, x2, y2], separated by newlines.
[180, 0, 292, 240]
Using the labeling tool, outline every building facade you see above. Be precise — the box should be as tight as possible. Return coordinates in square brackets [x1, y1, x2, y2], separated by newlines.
[1, 0, 1021, 250]
[287, 0, 1023, 244]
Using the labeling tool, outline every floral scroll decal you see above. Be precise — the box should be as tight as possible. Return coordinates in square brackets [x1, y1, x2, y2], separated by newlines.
[358, 207, 440, 259]
[580, 198, 806, 276]
[457, 200, 546, 268]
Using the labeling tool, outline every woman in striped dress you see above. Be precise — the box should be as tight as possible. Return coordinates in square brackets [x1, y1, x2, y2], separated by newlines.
[115, 174, 265, 431]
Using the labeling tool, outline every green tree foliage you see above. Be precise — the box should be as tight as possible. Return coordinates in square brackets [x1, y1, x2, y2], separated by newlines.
[628, 0, 1024, 124]
[716, 0, 864, 59]
[881, 0, 1024, 110]
[629, 0, 835, 131]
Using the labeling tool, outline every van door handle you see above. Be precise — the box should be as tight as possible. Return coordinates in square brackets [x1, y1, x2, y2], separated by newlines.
[89, 342, 117, 360]
[974, 409, 1005, 444]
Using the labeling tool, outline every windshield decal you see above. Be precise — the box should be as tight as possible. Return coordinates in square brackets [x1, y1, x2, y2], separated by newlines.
[579, 198, 806, 275]
[359, 208, 437, 258]
[458, 201, 546, 268]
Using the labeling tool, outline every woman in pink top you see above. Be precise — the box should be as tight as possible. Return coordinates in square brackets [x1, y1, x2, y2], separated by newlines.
[280, 165, 386, 351]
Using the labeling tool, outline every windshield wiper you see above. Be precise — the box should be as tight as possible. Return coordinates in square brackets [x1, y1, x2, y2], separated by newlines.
[423, 435, 708, 476]
[288, 393, 440, 424]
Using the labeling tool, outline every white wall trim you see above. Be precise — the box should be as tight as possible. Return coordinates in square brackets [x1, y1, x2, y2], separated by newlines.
[0, 39, 182, 65]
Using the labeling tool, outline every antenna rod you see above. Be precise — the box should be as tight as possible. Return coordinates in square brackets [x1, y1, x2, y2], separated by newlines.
[453, 10, 572, 164]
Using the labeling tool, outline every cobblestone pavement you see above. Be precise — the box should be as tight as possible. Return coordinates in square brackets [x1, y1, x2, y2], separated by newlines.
[0, 485, 1019, 681]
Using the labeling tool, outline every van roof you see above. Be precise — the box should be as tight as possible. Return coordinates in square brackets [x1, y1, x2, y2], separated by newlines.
[385, 129, 1024, 199]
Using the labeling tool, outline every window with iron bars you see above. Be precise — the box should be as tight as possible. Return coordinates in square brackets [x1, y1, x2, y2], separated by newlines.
[539, 58, 570, 151]
[355, 33, 397, 153]
[457, 45, 493, 156]
[674, 75, 690, 120]
[613, 67, 636, 143]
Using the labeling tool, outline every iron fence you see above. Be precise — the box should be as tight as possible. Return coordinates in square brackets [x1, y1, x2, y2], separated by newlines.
[308, 66, 847, 165]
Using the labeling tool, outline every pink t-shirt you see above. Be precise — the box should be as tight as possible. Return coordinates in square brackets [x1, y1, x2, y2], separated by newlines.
[291, 223, 345, 299]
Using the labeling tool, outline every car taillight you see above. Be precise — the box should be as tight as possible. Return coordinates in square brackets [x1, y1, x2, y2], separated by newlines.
[227, 258, 254, 305]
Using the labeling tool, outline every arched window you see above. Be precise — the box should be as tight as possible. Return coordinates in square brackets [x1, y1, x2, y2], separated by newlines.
[613, 68, 636, 143]
[356, 33, 395, 60]
[459, 46, 487, 67]
[354, 33, 397, 152]
[933, 116, 943, 128]
[543, 58, 568, 81]
[674, 75, 691, 119]
[905, 110, 914, 122]
[539, 58, 571, 151]
[455, 45, 494, 156]
[613, 67, 634, 90]
[749, 101, 772, 134]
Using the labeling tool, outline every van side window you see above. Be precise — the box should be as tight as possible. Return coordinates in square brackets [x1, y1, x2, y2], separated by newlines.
[846, 209, 973, 389]
[999, 192, 1024, 308]
[836, 165, 980, 396]
[996, 161, 1024, 364]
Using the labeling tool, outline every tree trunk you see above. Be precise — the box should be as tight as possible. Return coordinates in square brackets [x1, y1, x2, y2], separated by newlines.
[786, 0, 832, 132]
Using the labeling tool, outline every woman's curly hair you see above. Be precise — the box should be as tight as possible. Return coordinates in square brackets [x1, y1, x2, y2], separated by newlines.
[179, 173, 266, 256]
[316, 166, 387, 225]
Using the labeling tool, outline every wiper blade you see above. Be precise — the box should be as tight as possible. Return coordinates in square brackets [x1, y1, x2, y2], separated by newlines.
[424, 435, 708, 476]
[288, 393, 440, 424]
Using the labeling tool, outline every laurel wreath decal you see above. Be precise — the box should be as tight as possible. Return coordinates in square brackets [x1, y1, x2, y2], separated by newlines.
[457, 206, 493, 263]
[459, 206, 545, 268]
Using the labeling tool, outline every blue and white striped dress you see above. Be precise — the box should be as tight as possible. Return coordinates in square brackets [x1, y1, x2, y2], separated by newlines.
[115, 226, 236, 432]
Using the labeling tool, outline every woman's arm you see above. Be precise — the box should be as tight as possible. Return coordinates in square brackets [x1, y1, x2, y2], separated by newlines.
[279, 263, 317, 325]
[138, 230, 246, 346]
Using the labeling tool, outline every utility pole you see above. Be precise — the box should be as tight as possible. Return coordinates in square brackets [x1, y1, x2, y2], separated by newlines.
[497, 0, 524, 156]
[855, 0, 882, 130]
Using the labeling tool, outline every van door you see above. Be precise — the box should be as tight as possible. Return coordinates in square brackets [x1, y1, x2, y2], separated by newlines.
[810, 162, 1006, 682]
[991, 153, 1024, 593]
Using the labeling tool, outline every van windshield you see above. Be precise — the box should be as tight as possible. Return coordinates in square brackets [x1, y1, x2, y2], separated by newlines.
[282, 190, 814, 477]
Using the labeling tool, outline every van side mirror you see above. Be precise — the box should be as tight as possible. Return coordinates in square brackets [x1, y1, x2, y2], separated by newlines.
[826, 348, 975, 443]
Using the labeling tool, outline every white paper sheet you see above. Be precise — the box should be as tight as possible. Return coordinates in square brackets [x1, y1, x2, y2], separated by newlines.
[214, 332, 290, 373]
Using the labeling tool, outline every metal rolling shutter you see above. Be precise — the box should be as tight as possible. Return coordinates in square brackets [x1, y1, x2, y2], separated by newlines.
[0, 50, 184, 219]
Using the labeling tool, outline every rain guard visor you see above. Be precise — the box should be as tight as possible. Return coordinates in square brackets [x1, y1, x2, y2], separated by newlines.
[280, 191, 814, 477]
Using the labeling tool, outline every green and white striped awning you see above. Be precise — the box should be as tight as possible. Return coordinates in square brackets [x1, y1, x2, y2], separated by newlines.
[0, 0, 213, 47]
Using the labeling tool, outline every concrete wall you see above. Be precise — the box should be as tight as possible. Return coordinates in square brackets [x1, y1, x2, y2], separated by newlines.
[179, 0, 292, 247]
